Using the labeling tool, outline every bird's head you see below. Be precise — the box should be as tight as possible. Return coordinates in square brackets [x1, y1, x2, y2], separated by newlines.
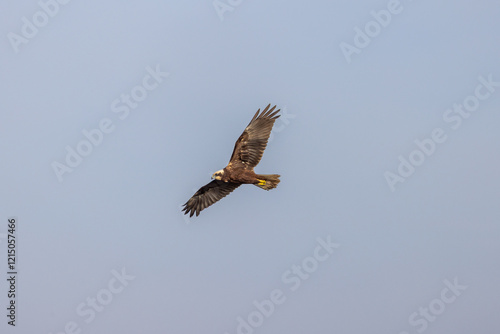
[211, 169, 224, 180]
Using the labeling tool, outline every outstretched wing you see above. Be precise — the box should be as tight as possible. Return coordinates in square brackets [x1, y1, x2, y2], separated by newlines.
[182, 180, 241, 217]
[229, 104, 280, 169]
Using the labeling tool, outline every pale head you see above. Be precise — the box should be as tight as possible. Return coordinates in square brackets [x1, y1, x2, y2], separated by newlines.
[211, 169, 224, 180]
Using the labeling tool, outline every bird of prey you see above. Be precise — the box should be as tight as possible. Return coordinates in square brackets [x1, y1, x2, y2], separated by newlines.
[182, 104, 281, 217]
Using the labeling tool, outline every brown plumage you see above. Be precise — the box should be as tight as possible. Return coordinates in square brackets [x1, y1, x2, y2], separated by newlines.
[182, 104, 281, 217]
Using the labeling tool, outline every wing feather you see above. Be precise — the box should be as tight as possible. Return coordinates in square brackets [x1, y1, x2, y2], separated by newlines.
[228, 104, 280, 169]
[182, 180, 241, 217]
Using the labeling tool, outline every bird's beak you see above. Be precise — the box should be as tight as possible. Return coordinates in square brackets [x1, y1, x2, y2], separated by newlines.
[211, 174, 214, 180]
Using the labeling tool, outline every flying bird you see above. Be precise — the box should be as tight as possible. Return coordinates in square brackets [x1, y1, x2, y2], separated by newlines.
[182, 104, 281, 217]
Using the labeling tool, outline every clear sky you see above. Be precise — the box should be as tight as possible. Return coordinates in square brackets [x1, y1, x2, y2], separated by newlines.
[1, 1, 499, 333]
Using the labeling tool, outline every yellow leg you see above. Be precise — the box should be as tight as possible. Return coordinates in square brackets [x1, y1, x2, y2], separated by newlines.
[258, 179, 266, 186]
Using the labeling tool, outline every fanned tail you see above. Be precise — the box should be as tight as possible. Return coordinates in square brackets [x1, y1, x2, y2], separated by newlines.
[255, 174, 281, 190]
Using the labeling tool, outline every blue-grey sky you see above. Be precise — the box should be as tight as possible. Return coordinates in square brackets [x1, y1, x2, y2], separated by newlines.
[1, 1, 499, 333]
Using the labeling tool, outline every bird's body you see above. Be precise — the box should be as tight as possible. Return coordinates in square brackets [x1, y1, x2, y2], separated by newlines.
[215, 167, 280, 190]
[217, 167, 257, 184]
[182, 104, 281, 217]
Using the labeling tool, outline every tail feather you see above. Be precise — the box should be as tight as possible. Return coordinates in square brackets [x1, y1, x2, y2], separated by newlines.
[255, 174, 281, 190]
